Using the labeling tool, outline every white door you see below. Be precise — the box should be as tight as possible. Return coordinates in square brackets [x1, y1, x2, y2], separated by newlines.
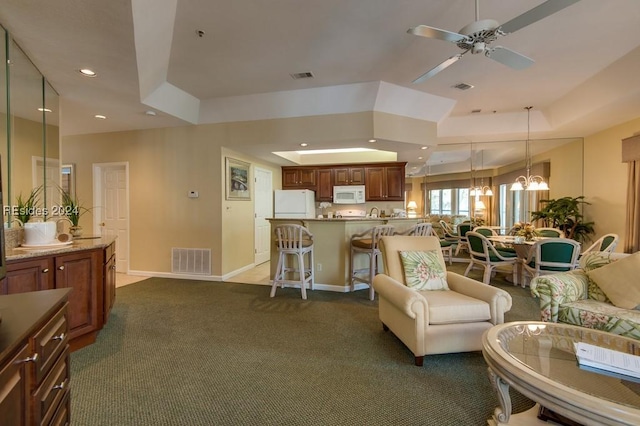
[94, 163, 129, 272]
[254, 167, 272, 265]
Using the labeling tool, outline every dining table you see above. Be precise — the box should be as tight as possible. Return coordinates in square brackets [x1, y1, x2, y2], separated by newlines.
[488, 235, 536, 287]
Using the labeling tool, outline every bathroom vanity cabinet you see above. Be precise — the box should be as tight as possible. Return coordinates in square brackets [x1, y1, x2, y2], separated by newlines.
[1, 237, 116, 351]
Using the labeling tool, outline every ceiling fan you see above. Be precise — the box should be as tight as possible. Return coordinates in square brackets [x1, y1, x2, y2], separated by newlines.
[408, 0, 581, 83]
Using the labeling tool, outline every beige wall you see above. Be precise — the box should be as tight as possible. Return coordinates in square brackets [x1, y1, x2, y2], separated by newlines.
[583, 117, 640, 245]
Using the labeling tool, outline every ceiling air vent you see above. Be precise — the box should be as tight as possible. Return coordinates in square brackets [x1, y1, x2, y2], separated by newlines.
[452, 82, 474, 90]
[471, 109, 482, 114]
[290, 71, 314, 80]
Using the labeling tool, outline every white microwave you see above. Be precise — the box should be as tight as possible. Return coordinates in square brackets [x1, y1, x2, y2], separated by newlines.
[333, 185, 366, 204]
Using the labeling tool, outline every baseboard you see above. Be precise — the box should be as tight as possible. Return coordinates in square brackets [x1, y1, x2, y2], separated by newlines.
[127, 269, 224, 281]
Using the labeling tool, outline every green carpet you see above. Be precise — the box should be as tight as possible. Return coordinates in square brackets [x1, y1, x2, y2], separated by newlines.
[70, 268, 539, 425]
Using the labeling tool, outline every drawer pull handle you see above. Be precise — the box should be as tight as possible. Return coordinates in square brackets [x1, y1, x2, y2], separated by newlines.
[19, 353, 39, 364]
[52, 333, 66, 341]
[42, 268, 49, 273]
[53, 381, 66, 391]
[58, 265, 65, 271]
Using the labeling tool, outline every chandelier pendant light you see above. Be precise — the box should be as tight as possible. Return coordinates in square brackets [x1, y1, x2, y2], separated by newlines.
[470, 144, 493, 196]
[511, 106, 549, 191]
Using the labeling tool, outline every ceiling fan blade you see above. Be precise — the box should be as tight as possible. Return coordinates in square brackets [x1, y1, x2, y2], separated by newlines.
[407, 25, 466, 43]
[485, 46, 534, 70]
[412, 53, 464, 84]
[499, 0, 581, 34]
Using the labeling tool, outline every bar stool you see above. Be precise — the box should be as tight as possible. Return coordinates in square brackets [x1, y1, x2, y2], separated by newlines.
[271, 224, 314, 300]
[350, 224, 394, 300]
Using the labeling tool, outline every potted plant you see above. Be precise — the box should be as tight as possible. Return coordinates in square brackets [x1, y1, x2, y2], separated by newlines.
[530, 196, 595, 243]
[59, 187, 91, 237]
[14, 185, 42, 225]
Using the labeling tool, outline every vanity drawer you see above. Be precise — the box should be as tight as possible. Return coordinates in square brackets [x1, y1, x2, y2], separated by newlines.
[33, 346, 69, 426]
[32, 303, 68, 384]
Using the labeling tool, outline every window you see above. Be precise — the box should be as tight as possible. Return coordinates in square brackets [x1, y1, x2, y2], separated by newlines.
[428, 188, 470, 216]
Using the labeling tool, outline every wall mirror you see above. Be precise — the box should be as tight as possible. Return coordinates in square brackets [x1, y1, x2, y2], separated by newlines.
[1, 25, 60, 225]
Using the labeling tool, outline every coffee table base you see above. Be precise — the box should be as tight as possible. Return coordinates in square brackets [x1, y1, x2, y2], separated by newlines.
[489, 403, 567, 426]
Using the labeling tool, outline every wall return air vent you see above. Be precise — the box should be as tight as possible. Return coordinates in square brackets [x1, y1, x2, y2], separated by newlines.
[290, 71, 314, 80]
[172, 248, 211, 275]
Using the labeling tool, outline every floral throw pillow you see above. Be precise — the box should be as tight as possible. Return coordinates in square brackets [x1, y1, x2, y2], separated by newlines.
[399, 250, 449, 291]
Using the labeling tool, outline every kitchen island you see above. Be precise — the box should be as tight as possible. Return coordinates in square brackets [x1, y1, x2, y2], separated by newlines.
[268, 217, 426, 292]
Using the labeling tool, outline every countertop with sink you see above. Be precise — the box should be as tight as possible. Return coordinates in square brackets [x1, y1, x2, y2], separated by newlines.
[6, 235, 117, 261]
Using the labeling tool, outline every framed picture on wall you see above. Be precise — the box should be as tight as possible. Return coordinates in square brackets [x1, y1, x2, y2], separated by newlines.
[225, 157, 251, 200]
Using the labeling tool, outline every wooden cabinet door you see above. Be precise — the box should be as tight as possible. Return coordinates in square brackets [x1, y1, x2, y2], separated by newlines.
[103, 251, 116, 324]
[298, 168, 316, 187]
[365, 167, 386, 200]
[0, 344, 30, 426]
[282, 167, 317, 189]
[334, 167, 364, 185]
[282, 169, 300, 187]
[55, 250, 101, 340]
[3, 258, 54, 295]
[349, 167, 365, 185]
[316, 169, 333, 201]
[384, 165, 405, 200]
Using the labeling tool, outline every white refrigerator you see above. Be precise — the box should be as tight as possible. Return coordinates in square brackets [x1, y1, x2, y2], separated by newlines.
[274, 189, 316, 218]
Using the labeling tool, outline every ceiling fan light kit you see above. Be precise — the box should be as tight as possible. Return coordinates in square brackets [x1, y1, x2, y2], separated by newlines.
[408, 0, 581, 82]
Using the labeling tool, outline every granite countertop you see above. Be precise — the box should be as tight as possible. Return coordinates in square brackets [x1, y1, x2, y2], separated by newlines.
[6, 235, 116, 261]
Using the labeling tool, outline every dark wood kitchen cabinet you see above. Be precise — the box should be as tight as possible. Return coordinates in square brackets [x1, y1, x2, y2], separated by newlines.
[282, 167, 317, 189]
[316, 168, 334, 201]
[365, 164, 405, 201]
[334, 167, 365, 186]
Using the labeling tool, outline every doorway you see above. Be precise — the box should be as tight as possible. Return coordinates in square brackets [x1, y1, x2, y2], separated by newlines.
[254, 167, 272, 265]
[93, 162, 130, 272]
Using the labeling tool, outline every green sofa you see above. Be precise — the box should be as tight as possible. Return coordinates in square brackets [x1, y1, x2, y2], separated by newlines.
[530, 251, 640, 339]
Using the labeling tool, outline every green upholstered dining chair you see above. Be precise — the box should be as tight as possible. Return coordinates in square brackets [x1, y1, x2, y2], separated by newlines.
[464, 231, 518, 285]
[522, 238, 581, 285]
[455, 223, 473, 256]
[473, 226, 497, 237]
[536, 227, 564, 238]
[581, 233, 619, 255]
[431, 225, 454, 265]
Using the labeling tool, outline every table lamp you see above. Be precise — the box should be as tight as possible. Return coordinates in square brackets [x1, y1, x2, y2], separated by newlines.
[407, 201, 417, 218]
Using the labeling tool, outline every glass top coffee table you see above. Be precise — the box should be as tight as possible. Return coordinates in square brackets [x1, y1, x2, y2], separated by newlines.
[482, 321, 640, 425]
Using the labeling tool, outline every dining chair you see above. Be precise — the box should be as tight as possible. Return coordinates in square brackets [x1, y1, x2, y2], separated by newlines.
[521, 238, 581, 286]
[350, 224, 395, 300]
[473, 226, 498, 237]
[272, 224, 315, 299]
[454, 223, 473, 256]
[580, 233, 619, 255]
[464, 231, 518, 285]
[536, 227, 564, 238]
[430, 225, 455, 265]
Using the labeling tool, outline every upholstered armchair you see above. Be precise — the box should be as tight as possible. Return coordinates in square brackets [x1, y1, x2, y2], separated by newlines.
[372, 236, 512, 366]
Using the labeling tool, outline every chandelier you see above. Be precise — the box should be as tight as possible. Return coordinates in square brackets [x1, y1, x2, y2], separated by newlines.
[511, 106, 549, 191]
[470, 147, 493, 196]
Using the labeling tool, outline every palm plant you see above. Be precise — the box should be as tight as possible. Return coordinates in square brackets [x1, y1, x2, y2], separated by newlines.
[530, 196, 595, 243]
[59, 186, 90, 227]
[14, 185, 43, 225]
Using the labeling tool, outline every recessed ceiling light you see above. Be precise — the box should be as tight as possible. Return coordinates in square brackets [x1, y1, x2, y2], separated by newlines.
[94, 114, 106, 119]
[368, 139, 376, 143]
[145, 110, 157, 116]
[37, 108, 52, 112]
[300, 143, 308, 147]
[78, 68, 97, 77]
[421, 146, 428, 150]
[418, 157, 423, 160]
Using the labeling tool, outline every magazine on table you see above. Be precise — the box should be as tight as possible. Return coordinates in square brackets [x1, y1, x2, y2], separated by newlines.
[574, 342, 640, 381]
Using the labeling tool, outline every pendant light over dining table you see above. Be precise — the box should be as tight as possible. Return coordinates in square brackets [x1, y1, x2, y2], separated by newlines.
[511, 106, 549, 191]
